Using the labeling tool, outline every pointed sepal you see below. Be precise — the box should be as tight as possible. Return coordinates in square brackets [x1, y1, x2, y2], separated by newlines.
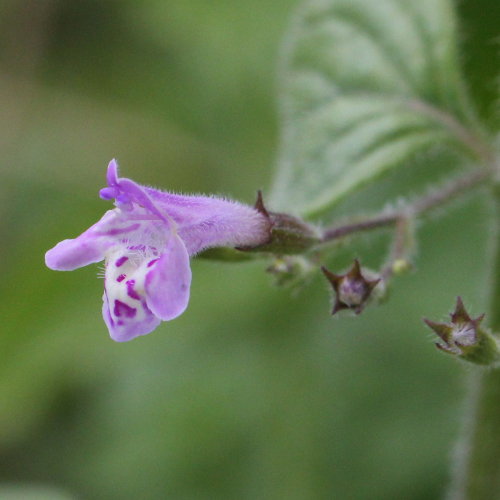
[238, 191, 321, 254]
[321, 259, 381, 315]
[423, 297, 500, 366]
[266, 255, 315, 290]
[423, 318, 454, 343]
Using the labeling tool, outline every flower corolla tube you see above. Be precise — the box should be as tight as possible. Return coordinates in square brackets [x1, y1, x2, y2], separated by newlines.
[45, 160, 270, 342]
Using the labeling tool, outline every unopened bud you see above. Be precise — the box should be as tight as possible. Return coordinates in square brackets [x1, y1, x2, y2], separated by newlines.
[392, 258, 412, 275]
[321, 259, 381, 315]
[266, 255, 314, 289]
[423, 297, 500, 366]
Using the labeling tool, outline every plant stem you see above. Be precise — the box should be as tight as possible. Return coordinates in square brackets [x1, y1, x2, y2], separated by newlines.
[458, 370, 500, 499]
[321, 212, 396, 241]
[321, 167, 492, 244]
[447, 189, 500, 500]
[381, 215, 414, 280]
[411, 168, 492, 216]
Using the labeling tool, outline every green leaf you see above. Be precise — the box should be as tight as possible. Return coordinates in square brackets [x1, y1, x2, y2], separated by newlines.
[271, 0, 480, 217]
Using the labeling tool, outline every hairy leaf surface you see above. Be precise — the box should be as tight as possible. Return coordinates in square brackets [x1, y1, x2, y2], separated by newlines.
[271, 0, 479, 216]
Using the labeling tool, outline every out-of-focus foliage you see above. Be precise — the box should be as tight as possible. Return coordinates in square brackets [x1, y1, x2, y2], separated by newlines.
[0, 1, 497, 499]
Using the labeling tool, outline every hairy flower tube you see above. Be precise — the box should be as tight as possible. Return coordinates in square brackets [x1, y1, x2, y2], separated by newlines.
[45, 160, 271, 342]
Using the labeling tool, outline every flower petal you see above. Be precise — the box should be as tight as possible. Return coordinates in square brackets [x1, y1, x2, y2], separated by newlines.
[145, 233, 191, 320]
[45, 210, 120, 270]
[102, 288, 161, 342]
[117, 178, 168, 222]
[45, 238, 107, 271]
[99, 159, 169, 224]
[102, 248, 163, 342]
[106, 158, 119, 186]
[99, 159, 120, 200]
[45, 209, 146, 271]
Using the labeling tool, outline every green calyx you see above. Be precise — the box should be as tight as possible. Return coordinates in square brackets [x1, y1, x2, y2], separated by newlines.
[424, 297, 500, 367]
[239, 191, 322, 255]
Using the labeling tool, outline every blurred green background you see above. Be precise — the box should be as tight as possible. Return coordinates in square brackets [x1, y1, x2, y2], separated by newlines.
[0, 1, 498, 499]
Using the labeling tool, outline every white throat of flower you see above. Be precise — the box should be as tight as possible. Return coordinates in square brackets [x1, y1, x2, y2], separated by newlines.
[103, 248, 158, 330]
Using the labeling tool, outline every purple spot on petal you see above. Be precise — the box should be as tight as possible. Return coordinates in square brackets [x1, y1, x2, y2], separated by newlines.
[117, 274, 126, 282]
[147, 258, 159, 268]
[129, 245, 146, 252]
[126, 280, 141, 300]
[114, 300, 137, 318]
[115, 256, 128, 267]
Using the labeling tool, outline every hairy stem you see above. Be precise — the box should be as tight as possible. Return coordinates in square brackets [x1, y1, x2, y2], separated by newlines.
[411, 168, 492, 216]
[321, 213, 396, 241]
[448, 189, 500, 500]
[459, 370, 500, 499]
[321, 167, 493, 244]
[381, 216, 414, 280]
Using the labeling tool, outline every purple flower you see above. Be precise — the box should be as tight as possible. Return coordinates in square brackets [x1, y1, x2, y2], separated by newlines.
[46, 160, 270, 342]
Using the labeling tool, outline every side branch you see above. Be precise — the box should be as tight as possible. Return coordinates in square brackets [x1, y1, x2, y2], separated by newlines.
[321, 213, 396, 241]
[411, 168, 492, 216]
[321, 167, 493, 244]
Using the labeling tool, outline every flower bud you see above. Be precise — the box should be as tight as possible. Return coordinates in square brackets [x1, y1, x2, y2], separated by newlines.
[392, 258, 412, 275]
[321, 259, 381, 315]
[423, 297, 500, 366]
[266, 255, 315, 289]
